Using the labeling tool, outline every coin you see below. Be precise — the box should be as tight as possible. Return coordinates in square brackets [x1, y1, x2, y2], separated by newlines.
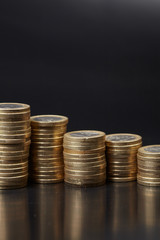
[63, 151, 105, 159]
[0, 103, 30, 113]
[106, 133, 142, 182]
[64, 130, 105, 143]
[108, 176, 136, 182]
[31, 115, 68, 126]
[106, 133, 142, 146]
[63, 130, 106, 186]
[0, 102, 31, 189]
[137, 145, 160, 186]
[30, 114, 68, 183]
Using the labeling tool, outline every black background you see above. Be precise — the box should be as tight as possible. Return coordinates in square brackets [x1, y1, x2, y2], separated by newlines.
[1, 0, 160, 144]
[1, 1, 160, 240]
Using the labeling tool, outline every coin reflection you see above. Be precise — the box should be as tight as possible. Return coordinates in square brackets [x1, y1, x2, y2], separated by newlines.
[64, 185, 106, 240]
[29, 183, 64, 240]
[0, 188, 30, 240]
[107, 182, 137, 234]
[137, 184, 160, 229]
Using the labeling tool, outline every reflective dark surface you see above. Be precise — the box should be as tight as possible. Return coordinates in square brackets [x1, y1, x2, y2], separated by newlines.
[1, 181, 160, 240]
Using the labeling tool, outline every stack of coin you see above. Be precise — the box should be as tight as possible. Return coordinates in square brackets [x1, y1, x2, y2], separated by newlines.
[106, 133, 142, 182]
[137, 145, 160, 186]
[0, 103, 31, 189]
[30, 115, 68, 183]
[63, 130, 106, 187]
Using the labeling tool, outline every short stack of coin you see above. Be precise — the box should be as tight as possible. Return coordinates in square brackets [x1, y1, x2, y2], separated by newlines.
[30, 115, 68, 183]
[63, 130, 106, 187]
[0, 103, 31, 189]
[137, 145, 160, 186]
[106, 133, 142, 182]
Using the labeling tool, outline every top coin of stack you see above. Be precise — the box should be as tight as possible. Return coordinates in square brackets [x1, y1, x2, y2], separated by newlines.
[106, 133, 142, 182]
[63, 130, 106, 187]
[0, 103, 31, 189]
[137, 145, 160, 186]
[30, 115, 68, 183]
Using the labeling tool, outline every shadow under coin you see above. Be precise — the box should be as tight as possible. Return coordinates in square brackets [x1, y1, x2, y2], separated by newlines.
[0, 188, 30, 240]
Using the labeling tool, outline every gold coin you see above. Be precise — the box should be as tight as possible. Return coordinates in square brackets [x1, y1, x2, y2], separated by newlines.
[65, 173, 106, 182]
[31, 169, 64, 174]
[107, 158, 136, 164]
[138, 145, 160, 157]
[138, 163, 160, 170]
[30, 162, 63, 168]
[0, 127, 31, 134]
[107, 143, 142, 150]
[0, 170, 28, 177]
[31, 134, 65, 139]
[0, 149, 29, 156]
[107, 164, 136, 169]
[31, 115, 68, 126]
[31, 178, 63, 184]
[64, 158, 106, 165]
[65, 170, 106, 177]
[107, 172, 136, 178]
[0, 103, 30, 113]
[64, 178, 106, 187]
[31, 144, 62, 150]
[108, 176, 136, 182]
[30, 155, 63, 160]
[65, 164, 106, 172]
[30, 152, 62, 158]
[137, 154, 160, 161]
[138, 172, 160, 178]
[31, 173, 64, 180]
[31, 128, 67, 135]
[64, 146, 106, 154]
[0, 131, 31, 139]
[0, 138, 29, 145]
[63, 151, 105, 159]
[64, 130, 105, 143]
[0, 161, 28, 167]
[31, 138, 63, 144]
[0, 173, 28, 180]
[63, 143, 105, 151]
[0, 112, 30, 121]
[107, 148, 139, 154]
[31, 124, 67, 131]
[0, 167, 28, 173]
[107, 152, 137, 158]
[63, 139, 105, 147]
[64, 159, 106, 166]
[0, 119, 30, 126]
[0, 143, 30, 152]
[106, 133, 142, 146]
[137, 174, 160, 182]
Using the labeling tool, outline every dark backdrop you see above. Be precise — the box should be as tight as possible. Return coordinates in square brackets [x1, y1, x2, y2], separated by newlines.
[0, 0, 160, 145]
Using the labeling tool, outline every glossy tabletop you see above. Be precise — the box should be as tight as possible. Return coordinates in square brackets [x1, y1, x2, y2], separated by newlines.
[0, 181, 160, 240]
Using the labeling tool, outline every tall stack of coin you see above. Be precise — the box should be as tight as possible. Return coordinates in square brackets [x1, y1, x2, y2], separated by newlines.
[106, 133, 142, 182]
[30, 115, 68, 183]
[63, 130, 106, 187]
[137, 145, 160, 186]
[0, 103, 31, 189]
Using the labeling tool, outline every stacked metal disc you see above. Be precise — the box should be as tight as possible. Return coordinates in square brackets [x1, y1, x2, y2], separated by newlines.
[0, 103, 31, 189]
[30, 115, 68, 183]
[63, 130, 106, 187]
[137, 145, 160, 186]
[106, 133, 142, 182]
